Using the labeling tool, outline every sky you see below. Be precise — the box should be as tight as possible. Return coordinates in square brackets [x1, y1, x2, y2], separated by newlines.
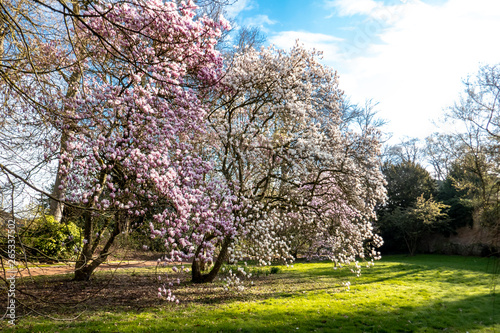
[225, 0, 500, 144]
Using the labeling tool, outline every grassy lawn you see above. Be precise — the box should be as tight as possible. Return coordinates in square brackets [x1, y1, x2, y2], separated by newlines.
[1, 255, 498, 332]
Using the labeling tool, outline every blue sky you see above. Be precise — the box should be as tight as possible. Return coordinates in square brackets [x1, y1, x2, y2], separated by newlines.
[226, 0, 500, 143]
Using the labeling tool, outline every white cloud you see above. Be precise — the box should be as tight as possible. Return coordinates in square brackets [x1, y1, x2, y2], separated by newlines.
[325, 0, 500, 143]
[244, 14, 277, 32]
[325, 0, 407, 22]
[225, 0, 254, 18]
[325, 0, 379, 16]
[269, 31, 343, 62]
[239, 0, 500, 143]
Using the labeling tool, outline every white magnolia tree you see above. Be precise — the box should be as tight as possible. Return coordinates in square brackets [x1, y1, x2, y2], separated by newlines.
[157, 44, 387, 283]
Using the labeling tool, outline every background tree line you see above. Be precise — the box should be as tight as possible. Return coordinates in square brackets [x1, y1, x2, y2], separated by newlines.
[377, 65, 500, 256]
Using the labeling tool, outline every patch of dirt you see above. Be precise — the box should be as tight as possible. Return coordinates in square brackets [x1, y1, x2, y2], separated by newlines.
[7, 260, 160, 278]
[0, 264, 284, 321]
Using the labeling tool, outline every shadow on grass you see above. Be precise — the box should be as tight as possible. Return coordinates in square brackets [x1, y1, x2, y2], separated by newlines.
[381, 254, 500, 275]
[292, 255, 499, 288]
[11, 293, 498, 333]
[3, 255, 496, 312]
[2, 255, 498, 332]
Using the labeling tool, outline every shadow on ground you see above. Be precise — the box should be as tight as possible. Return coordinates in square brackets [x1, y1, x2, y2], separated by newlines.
[1, 255, 498, 332]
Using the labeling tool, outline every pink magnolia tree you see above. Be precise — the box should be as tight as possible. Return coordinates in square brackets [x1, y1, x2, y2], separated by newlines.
[38, 0, 235, 281]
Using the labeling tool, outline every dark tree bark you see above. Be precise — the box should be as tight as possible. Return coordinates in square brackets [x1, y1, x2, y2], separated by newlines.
[191, 236, 231, 283]
[73, 211, 123, 281]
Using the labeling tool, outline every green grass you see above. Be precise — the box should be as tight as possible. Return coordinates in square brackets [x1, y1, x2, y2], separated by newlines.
[2, 255, 499, 332]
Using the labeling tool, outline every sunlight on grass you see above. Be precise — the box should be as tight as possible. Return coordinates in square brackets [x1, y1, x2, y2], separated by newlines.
[3, 255, 499, 332]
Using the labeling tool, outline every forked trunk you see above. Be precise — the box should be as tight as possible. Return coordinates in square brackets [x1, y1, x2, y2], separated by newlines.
[73, 212, 123, 281]
[404, 234, 418, 256]
[191, 236, 232, 283]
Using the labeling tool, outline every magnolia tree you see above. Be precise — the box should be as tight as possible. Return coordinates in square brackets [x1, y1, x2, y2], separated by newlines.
[67, 0, 236, 281]
[153, 44, 387, 284]
[1, 0, 233, 281]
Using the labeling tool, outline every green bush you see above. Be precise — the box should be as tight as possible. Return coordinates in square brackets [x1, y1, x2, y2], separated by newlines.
[269, 266, 281, 274]
[23, 215, 82, 260]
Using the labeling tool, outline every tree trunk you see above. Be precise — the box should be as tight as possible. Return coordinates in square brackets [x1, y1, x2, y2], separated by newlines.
[191, 236, 232, 283]
[49, 0, 82, 223]
[73, 212, 123, 281]
[0, 24, 5, 63]
[73, 264, 94, 281]
[49, 154, 67, 222]
[404, 234, 418, 256]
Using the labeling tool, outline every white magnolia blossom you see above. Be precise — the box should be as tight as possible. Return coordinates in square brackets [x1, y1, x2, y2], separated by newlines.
[196, 43, 387, 285]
